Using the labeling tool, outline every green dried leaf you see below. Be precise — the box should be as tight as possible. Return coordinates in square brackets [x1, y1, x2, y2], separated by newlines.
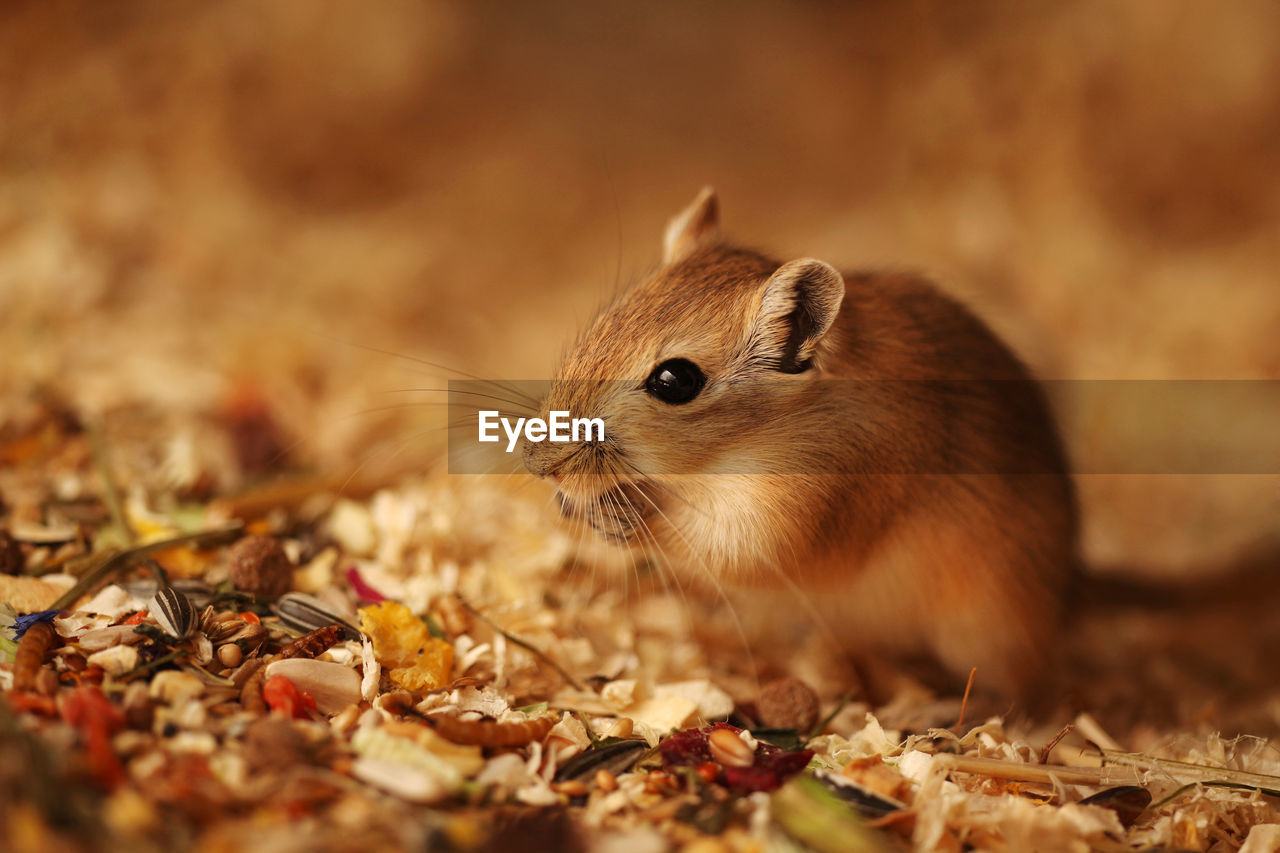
[772, 774, 890, 853]
[554, 737, 649, 783]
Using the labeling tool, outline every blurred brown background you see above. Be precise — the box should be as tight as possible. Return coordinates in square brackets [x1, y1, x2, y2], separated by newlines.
[1, 0, 1278, 575]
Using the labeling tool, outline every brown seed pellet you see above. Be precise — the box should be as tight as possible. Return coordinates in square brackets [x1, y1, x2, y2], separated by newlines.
[756, 676, 821, 733]
[244, 715, 309, 770]
[123, 681, 154, 731]
[228, 535, 294, 599]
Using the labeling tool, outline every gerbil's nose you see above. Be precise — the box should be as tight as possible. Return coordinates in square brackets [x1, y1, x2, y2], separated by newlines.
[522, 438, 555, 478]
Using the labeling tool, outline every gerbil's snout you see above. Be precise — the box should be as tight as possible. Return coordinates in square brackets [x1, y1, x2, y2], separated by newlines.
[520, 437, 558, 479]
[520, 424, 655, 544]
[520, 436, 597, 480]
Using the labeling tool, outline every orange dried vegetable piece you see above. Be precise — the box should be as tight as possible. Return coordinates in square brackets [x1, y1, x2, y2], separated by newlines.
[6, 692, 58, 716]
[359, 600, 453, 691]
[145, 545, 208, 579]
[60, 685, 125, 733]
[60, 687, 126, 789]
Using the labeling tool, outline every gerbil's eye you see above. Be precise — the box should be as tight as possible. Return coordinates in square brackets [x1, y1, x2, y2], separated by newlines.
[644, 358, 706, 405]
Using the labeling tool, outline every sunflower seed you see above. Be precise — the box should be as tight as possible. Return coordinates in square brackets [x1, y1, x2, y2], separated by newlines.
[148, 585, 197, 640]
[202, 609, 244, 644]
[275, 592, 359, 639]
[810, 769, 907, 818]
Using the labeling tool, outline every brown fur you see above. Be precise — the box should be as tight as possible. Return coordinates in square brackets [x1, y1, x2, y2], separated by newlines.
[524, 190, 1077, 694]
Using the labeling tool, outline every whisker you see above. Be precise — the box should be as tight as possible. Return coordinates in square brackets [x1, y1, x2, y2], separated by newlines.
[310, 331, 543, 409]
[345, 402, 532, 426]
[381, 387, 538, 416]
[738, 475, 852, 663]
[615, 458, 712, 522]
[603, 479, 661, 607]
[623, 474, 761, 688]
[611, 475, 716, 677]
[220, 306, 545, 409]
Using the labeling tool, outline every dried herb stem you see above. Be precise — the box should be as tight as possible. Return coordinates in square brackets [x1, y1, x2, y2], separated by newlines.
[50, 523, 244, 611]
[119, 648, 189, 683]
[954, 666, 977, 731]
[933, 753, 1141, 787]
[805, 687, 855, 743]
[1039, 724, 1075, 765]
[1099, 750, 1280, 796]
[458, 597, 584, 691]
[935, 750, 1280, 798]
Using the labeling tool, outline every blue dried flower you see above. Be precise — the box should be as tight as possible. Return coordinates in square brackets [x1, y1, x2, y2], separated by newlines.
[13, 609, 61, 640]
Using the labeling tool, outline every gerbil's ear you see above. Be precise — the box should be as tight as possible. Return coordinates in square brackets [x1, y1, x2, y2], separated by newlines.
[662, 187, 720, 264]
[750, 258, 845, 373]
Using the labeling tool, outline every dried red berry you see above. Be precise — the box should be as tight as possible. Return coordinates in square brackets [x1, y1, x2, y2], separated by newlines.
[660, 722, 813, 793]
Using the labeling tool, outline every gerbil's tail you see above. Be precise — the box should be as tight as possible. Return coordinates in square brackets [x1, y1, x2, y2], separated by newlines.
[1072, 538, 1280, 611]
[1055, 539, 1280, 736]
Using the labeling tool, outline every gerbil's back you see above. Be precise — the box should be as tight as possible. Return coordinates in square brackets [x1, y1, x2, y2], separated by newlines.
[832, 270, 1075, 483]
[836, 271, 1038, 381]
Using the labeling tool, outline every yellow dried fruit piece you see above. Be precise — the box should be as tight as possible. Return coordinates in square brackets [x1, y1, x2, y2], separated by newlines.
[360, 600, 454, 691]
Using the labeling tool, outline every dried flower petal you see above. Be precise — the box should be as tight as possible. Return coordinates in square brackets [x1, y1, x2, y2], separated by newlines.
[359, 600, 453, 692]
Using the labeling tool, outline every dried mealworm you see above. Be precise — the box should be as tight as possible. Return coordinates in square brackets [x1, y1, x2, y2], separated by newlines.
[430, 712, 558, 748]
[240, 662, 268, 713]
[276, 625, 345, 661]
[13, 621, 58, 692]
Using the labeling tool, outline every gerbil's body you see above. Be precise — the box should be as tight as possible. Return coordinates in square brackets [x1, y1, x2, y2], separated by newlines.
[523, 189, 1077, 693]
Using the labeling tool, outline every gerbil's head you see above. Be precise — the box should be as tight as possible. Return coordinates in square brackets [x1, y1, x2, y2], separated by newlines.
[523, 189, 845, 569]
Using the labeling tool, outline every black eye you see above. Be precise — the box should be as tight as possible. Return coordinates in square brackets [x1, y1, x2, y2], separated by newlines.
[644, 358, 706, 405]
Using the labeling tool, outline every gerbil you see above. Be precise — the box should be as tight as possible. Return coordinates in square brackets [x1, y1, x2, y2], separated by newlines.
[522, 188, 1077, 695]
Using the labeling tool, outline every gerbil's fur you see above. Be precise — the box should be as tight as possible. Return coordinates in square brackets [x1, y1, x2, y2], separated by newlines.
[524, 188, 1077, 694]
